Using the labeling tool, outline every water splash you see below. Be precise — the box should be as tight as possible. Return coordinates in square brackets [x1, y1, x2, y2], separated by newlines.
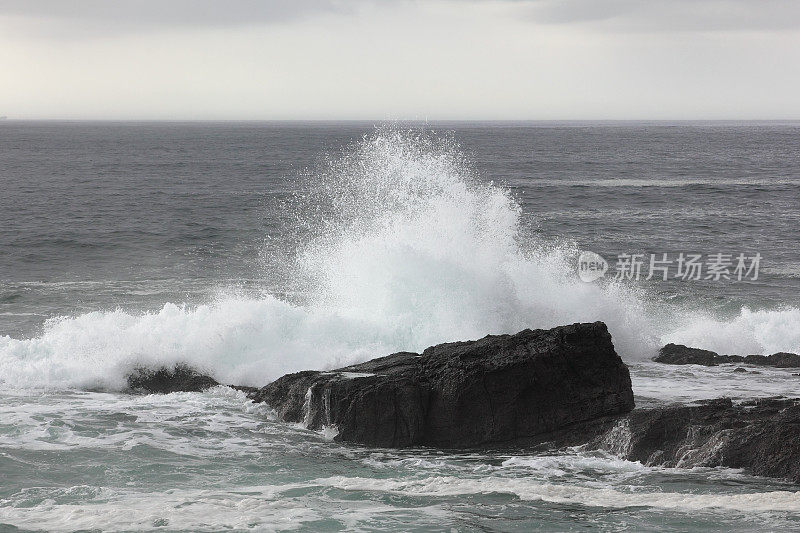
[1, 129, 797, 390]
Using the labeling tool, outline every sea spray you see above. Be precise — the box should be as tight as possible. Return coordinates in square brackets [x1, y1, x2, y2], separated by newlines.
[1, 129, 797, 390]
[661, 306, 800, 355]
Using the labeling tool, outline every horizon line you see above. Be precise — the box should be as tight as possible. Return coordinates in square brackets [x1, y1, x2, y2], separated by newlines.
[3, 118, 800, 123]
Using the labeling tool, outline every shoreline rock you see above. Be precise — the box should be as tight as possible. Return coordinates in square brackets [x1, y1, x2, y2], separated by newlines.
[121, 326, 800, 483]
[514, 397, 800, 484]
[614, 397, 800, 482]
[250, 322, 635, 448]
[655, 343, 800, 368]
[125, 364, 260, 396]
[126, 364, 219, 394]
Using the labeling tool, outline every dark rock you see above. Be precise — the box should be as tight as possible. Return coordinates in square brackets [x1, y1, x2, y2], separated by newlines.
[251, 322, 634, 448]
[229, 385, 260, 396]
[750, 352, 800, 368]
[654, 343, 720, 366]
[723, 354, 746, 364]
[508, 397, 800, 484]
[126, 364, 219, 393]
[655, 344, 800, 368]
[594, 397, 800, 483]
[730, 367, 760, 375]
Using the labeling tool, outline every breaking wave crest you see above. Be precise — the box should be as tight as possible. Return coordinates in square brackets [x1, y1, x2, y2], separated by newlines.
[1, 130, 798, 389]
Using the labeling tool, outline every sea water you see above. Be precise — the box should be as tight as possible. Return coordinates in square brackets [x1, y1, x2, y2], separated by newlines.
[1, 121, 799, 531]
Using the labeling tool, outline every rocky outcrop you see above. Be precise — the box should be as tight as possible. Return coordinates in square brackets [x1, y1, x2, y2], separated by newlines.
[654, 343, 719, 366]
[655, 343, 800, 368]
[120, 328, 800, 484]
[594, 397, 800, 483]
[752, 352, 800, 368]
[612, 398, 800, 481]
[506, 397, 800, 484]
[126, 364, 219, 393]
[250, 322, 635, 448]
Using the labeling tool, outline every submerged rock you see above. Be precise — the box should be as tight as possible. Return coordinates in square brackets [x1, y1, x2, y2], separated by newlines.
[655, 343, 800, 368]
[126, 364, 219, 393]
[251, 322, 635, 448]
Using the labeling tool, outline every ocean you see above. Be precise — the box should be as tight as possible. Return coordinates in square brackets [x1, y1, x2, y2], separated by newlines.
[1, 121, 799, 531]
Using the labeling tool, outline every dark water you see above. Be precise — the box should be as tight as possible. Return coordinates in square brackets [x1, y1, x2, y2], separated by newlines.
[1, 121, 800, 531]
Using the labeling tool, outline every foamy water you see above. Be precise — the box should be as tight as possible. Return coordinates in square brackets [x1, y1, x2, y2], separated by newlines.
[2, 123, 800, 531]
[2, 129, 798, 391]
[1, 385, 798, 532]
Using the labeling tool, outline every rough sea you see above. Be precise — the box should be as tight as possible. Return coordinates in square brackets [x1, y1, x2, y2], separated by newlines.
[1, 121, 799, 531]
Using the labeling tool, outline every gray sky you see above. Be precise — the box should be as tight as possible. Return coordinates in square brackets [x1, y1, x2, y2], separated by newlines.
[1, 0, 799, 119]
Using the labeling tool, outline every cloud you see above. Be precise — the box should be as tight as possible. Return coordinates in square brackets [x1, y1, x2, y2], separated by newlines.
[1, 0, 798, 119]
[521, 0, 800, 32]
[4, 0, 799, 36]
[0, 0, 356, 35]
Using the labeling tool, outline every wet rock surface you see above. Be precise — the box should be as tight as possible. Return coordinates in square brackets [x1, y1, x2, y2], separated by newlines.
[654, 343, 720, 366]
[655, 343, 800, 368]
[250, 322, 635, 448]
[613, 397, 800, 482]
[122, 327, 800, 484]
[126, 364, 219, 394]
[505, 396, 800, 483]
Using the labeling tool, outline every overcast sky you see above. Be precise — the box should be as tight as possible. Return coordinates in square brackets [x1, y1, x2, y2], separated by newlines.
[1, 0, 799, 119]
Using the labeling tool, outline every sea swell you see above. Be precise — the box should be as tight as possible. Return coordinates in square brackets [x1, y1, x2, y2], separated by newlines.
[1, 129, 798, 390]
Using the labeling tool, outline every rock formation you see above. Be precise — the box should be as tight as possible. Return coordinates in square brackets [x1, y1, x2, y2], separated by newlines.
[250, 322, 635, 448]
[655, 343, 800, 368]
[528, 397, 800, 484]
[122, 325, 800, 483]
[126, 364, 219, 394]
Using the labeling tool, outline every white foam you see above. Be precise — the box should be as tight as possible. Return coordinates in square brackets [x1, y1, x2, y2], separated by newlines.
[0, 484, 333, 532]
[3, 472, 796, 532]
[631, 361, 800, 405]
[337, 372, 375, 379]
[0, 296, 409, 389]
[1, 130, 798, 390]
[661, 307, 800, 355]
[0, 386, 279, 454]
[316, 475, 800, 513]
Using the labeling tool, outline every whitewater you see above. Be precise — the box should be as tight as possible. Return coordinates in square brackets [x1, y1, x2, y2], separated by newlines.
[2, 122, 800, 532]
[1, 129, 798, 391]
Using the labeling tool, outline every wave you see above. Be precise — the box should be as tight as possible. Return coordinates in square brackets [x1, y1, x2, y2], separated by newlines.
[1, 129, 798, 389]
[660, 307, 800, 355]
[3, 477, 797, 533]
[318, 475, 800, 512]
